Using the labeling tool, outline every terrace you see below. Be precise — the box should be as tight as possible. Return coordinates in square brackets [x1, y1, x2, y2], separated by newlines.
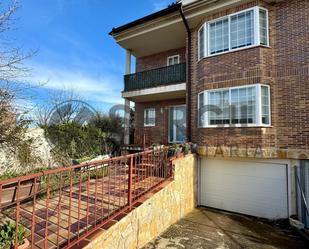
[0, 148, 173, 249]
[122, 63, 187, 102]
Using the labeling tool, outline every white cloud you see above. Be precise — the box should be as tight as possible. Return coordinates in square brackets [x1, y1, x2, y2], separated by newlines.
[28, 63, 123, 105]
[152, 0, 174, 11]
[14, 98, 37, 114]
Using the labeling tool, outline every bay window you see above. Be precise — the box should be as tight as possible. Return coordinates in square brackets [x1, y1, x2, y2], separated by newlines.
[198, 7, 269, 59]
[209, 18, 229, 54]
[198, 25, 205, 59]
[261, 85, 270, 124]
[259, 8, 268, 45]
[230, 10, 254, 49]
[198, 84, 271, 127]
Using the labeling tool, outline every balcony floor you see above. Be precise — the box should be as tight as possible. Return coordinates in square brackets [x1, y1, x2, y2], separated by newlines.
[122, 82, 186, 102]
[1, 169, 164, 249]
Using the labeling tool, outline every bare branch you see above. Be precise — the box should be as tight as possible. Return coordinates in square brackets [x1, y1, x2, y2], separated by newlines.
[0, 0, 19, 33]
[0, 0, 39, 157]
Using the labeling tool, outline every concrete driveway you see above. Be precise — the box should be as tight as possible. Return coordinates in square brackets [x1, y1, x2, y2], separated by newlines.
[143, 207, 308, 249]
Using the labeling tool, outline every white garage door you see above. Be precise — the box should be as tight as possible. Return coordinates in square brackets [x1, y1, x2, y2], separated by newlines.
[199, 158, 288, 219]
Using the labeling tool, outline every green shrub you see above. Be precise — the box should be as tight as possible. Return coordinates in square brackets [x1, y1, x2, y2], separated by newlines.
[44, 122, 105, 161]
[182, 143, 191, 155]
[16, 139, 41, 167]
[0, 221, 25, 249]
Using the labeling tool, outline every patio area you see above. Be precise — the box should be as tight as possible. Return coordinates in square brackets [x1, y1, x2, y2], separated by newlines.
[0, 149, 172, 249]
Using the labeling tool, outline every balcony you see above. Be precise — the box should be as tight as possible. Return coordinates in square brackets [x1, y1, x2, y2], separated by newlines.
[123, 63, 186, 102]
[124, 63, 186, 91]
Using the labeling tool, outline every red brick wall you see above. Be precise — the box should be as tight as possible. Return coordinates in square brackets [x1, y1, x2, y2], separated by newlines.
[134, 98, 186, 146]
[135, 47, 186, 73]
[132, 0, 309, 151]
[273, 0, 309, 150]
[189, 0, 309, 151]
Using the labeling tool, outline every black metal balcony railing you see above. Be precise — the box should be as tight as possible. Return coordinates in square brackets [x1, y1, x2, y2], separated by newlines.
[124, 63, 186, 92]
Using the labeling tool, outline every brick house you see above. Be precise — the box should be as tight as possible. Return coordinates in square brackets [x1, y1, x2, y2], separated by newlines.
[110, 0, 309, 224]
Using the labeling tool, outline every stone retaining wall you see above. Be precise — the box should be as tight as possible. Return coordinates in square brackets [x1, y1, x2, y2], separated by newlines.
[84, 154, 197, 249]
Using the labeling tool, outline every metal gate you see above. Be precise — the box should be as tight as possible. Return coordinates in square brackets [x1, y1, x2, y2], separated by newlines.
[296, 160, 309, 228]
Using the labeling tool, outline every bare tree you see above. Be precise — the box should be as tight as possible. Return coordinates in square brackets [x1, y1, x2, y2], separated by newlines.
[0, 0, 37, 156]
[35, 88, 86, 126]
[0, 0, 37, 85]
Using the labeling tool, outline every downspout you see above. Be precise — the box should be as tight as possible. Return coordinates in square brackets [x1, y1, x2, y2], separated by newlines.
[179, 6, 192, 142]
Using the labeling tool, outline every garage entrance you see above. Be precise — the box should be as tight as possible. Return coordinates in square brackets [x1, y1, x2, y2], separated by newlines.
[199, 158, 288, 219]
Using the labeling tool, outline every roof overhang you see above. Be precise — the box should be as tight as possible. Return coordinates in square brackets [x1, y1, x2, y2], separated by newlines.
[109, 0, 286, 58]
[183, 0, 254, 27]
[109, 3, 186, 57]
[182, 0, 286, 27]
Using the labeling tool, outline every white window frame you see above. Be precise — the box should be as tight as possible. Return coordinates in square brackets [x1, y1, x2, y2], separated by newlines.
[258, 7, 269, 46]
[207, 16, 229, 55]
[144, 108, 156, 127]
[168, 105, 187, 143]
[198, 25, 206, 60]
[198, 84, 271, 128]
[198, 6, 269, 60]
[167, 55, 180, 66]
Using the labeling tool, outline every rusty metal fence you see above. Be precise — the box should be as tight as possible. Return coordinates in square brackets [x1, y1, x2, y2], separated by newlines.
[0, 148, 172, 249]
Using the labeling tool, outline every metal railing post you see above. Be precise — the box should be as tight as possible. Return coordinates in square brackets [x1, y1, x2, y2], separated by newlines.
[128, 155, 133, 209]
[295, 169, 309, 222]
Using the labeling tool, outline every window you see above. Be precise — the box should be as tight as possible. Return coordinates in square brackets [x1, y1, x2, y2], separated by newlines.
[198, 84, 271, 127]
[198, 25, 205, 59]
[198, 7, 269, 59]
[261, 85, 270, 125]
[167, 55, 180, 66]
[259, 8, 268, 46]
[230, 86, 256, 124]
[209, 18, 229, 54]
[144, 108, 155, 127]
[230, 10, 254, 49]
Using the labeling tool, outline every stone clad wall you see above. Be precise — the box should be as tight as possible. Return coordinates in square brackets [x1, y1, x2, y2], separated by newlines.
[84, 154, 197, 249]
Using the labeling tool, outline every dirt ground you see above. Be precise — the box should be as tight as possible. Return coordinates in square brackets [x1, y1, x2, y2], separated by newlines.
[143, 207, 308, 249]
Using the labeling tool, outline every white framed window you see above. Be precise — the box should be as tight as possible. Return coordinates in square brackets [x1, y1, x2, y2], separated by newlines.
[198, 6, 269, 60]
[144, 108, 156, 127]
[230, 9, 254, 49]
[167, 55, 180, 66]
[198, 84, 271, 127]
[198, 25, 205, 59]
[209, 18, 229, 55]
[259, 8, 268, 46]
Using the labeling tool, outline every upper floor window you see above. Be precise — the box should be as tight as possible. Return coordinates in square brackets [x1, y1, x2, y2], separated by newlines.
[198, 84, 270, 127]
[198, 7, 269, 59]
[144, 108, 156, 127]
[167, 55, 180, 66]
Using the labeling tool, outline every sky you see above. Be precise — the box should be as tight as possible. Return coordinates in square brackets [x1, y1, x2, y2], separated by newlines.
[5, 0, 174, 114]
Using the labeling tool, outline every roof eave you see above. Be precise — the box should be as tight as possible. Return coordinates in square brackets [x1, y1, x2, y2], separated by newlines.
[109, 3, 182, 36]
